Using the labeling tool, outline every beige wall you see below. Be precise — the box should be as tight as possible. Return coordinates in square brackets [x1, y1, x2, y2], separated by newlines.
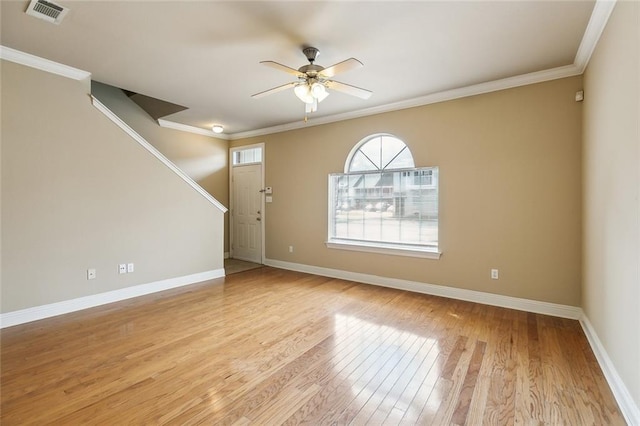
[233, 76, 583, 306]
[1, 60, 224, 313]
[583, 0, 640, 411]
[91, 82, 230, 253]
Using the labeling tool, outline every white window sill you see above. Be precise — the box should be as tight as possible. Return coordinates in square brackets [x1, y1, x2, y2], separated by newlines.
[325, 239, 441, 259]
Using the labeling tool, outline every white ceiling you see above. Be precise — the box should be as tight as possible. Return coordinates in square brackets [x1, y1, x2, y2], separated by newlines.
[1, 1, 599, 137]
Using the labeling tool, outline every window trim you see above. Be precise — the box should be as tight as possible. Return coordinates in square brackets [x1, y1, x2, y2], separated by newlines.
[325, 238, 441, 259]
[231, 144, 263, 167]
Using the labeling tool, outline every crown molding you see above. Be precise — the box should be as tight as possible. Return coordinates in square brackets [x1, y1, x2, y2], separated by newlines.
[574, 0, 617, 72]
[158, 119, 230, 140]
[226, 0, 616, 140]
[229, 64, 581, 140]
[2, 0, 616, 140]
[0, 45, 91, 81]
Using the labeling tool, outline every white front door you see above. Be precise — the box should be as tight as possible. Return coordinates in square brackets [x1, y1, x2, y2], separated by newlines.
[232, 163, 262, 263]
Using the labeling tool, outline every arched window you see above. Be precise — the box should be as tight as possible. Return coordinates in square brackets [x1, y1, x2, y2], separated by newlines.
[346, 134, 415, 172]
[327, 134, 440, 258]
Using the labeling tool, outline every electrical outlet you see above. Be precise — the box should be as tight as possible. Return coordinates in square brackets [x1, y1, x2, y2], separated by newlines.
[127, 263, 134, 273]
[119, 264, 127, 274]
[491, 269, 499, 280]
[289, 245, 294, 253]
[87, 269, 96, 280]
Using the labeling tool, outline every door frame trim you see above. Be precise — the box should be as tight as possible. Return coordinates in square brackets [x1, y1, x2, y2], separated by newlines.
[229, 143, 265, 263]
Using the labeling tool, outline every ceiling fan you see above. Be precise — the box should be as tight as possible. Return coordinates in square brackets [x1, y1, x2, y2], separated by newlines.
[251, 47, 372, 118]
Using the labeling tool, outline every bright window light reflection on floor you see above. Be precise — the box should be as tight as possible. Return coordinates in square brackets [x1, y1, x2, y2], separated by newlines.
[333, 314, 442, 419]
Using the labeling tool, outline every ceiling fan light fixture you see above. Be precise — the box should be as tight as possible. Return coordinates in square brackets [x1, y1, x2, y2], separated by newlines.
[252, 46, 371, 121]
[212, 125, 224, 134]
[311, 82, 329, 102]
[294, 84, 314, 104]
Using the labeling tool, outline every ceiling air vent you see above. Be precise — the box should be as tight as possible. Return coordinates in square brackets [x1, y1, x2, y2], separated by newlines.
[25, 0, 69, 25]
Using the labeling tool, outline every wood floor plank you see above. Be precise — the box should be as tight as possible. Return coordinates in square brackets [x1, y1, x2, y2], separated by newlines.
[312, 321, 414, 424]
[403, 334, 462, 423]
[524, 311, 545, 424]
[345, 332, 421, 424]
[414, 376, 453, 424]
[382, 337, 439, 424]
[366, 334, 433, 423]
[0, 267, 625, 425]
[451, 339, 486, 425]
[431, 337, 478, 425]
[482, 313, 517, 425]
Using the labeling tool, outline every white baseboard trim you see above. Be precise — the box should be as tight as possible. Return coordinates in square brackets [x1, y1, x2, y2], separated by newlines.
[0, 269, 225, 329]
[580, 315, 640, 425]
[263, 259, 582, 319]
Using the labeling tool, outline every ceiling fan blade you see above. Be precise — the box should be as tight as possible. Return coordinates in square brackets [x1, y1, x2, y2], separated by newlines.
[319, 58, 363, 78]
[260, 61, 304, 77]
[251, 82, 297, 99]
[325, 80, 372, 100]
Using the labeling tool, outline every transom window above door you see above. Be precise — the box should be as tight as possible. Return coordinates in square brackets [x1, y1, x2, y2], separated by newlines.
[232, 146, 262, 166]
[327, 134, 440, 259]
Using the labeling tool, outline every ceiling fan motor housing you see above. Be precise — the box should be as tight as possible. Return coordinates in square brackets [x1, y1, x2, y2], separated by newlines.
[303, 46, 320, 63]
[298, 63, 324, 77]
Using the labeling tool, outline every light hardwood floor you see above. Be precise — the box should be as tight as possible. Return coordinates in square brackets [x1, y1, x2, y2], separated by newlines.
[1, 267, 625, 425]
[224, 258, 263, 275]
